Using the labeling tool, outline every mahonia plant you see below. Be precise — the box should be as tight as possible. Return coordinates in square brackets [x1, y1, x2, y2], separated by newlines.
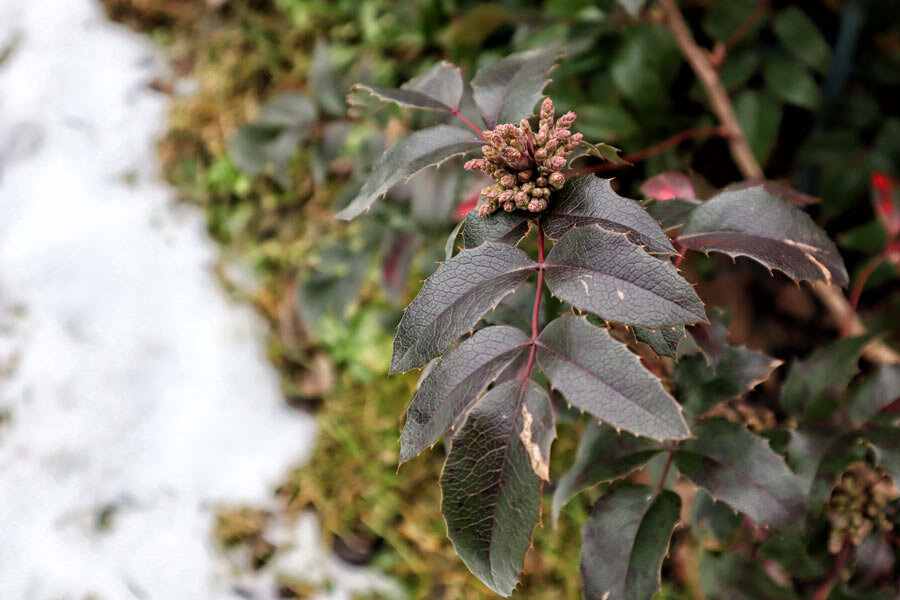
[339, 44, 900, 599]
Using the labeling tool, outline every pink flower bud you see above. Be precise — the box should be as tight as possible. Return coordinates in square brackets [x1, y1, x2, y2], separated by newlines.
[536, 176, 548, 186]
[500, 174, 515, 187]
[518, 170, 532, 181]
[534, 148, 547, 161]
[549, 172, 566, 189]
[550, 156, 566, 170]
[503, 201, 515, 212]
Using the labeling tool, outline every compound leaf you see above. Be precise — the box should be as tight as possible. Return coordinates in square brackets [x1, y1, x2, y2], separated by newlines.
[633, 325, 685, 360]
[553, 422, 663, 524]
[471, 43, 561, 129]
[390, 242, 536, 373]
[646, 198, 702, 231]
[674, 418, 806, 532]
[544, 176, 675, 255]
[349, 60, 465, 113]
[399, 325, 532, 464]
[536, 316, 690, 440]
[337, 124, 484, 220]
[580, 484, 681, 600]
[544, 226, 706, 328]
[678, 186, 848, 286]
[463, 209, 531, 249]
[441, 380, 554, 597]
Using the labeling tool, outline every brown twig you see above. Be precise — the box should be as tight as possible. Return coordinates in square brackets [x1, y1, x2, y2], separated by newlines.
[812, 536, 851, 600]
[842, 252, 886, 337]
[658, 0, 900, 366]
[709, 0, 770, 69]
[566, 126, 728, 179]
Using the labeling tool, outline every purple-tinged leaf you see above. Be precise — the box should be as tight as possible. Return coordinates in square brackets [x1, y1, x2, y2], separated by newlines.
[685, 315, 729, 369]
[674, 347, 782, 416]
[724, 179, 819, 206]
[483, 283, 543, 333]
[781, 335, 870, 417]
[536, 316, 690, 440]
[645, 198, 702, 231]
[381, 233, 419, 304]
[544, 226, 705, 328]
[864, 426, 900, 484]
[848, 365, 900, 426]
[641, 172, 696, 201]
[787, 426, 866, 511]
[348, 61, 464, 113]
[337, 125, 484, 220]
[580, 484, 680, 600]
[544, 177, 675, 255]
[471, 43, 561, 129]
[678, 186, 848, 286]
[674, 418, 806, 532]
[441, 380, 554, 597]
[568, 141, 630, 165]
[632, 325, 685, 360]
[390, 242, 537, 373]
[399, 325, 531, 464]
[410, 163, 460, 225]
[553, 422, 663, 524]
[462, 209, 531, 249]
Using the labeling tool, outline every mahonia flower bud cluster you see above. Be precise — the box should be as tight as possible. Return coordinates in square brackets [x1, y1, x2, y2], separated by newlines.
[464, 98, 582, 216]
[705, 400, 775, 434]
[826, 463, 899, 553]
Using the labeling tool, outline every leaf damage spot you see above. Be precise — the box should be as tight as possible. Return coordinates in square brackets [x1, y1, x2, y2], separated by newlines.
[616, 289, 625, 300]
[519, 404, 550, 481]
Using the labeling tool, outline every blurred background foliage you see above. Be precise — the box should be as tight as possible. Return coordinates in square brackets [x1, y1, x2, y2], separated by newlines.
[103, 0, 900, 597]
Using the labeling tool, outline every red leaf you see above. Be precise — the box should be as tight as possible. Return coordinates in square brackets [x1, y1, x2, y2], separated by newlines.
[641, 172, 695, 201]
[872, 172, 900, 238]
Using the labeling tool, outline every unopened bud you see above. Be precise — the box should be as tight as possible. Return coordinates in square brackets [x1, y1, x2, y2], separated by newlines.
[518, 170, 532, 181]
[549, 156, 567, 170]
[549, 172, 566, 189]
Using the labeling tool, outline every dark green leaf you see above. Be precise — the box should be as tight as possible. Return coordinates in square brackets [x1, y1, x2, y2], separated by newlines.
[780, 335, 870, 417]
[734, 89, 782, 164]
[580, 484, 680, 600]
[445, 220, 465, 260]
[674, 419, 806, 531]
[864, 426, 900, 483]
[773, 7, 831, 74]
[310, 39, 346, 117]
[462, 210, 531, 249]
[471, 43, 561, 129]
[349, 60, 465, 113]
[678, 186, 849, 286]
[390, 242, 536, 373]
[544, 176, 675, 255]
[702, 0, 760, 41]
[673, 347, 782, 416]
[399, 325, 531, 464]
[544, 225, 706, 328]
[699, 551, 796, 600]
[295, 244, 369, 327]
[633, 326, 685, 360]
[610, 28, 680, 110]
[441, 380, 554, 596]
[337, 125, 484, 220]
[645, 198, 702, 231]
[691, 490, 741, 544]
[536, 316, 690, 440]
[552, 422, 663, 524]
[787, 426, 865, 511]
[848, 365, 900, 425]
[759, 535, 826, 580]
[763, 57, 821, 110]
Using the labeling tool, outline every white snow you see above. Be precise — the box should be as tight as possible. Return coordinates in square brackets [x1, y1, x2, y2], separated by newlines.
[0, 1, 396, 598]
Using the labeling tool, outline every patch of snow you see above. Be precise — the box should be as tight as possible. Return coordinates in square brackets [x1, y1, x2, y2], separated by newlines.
[0, 1, 395, 598]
